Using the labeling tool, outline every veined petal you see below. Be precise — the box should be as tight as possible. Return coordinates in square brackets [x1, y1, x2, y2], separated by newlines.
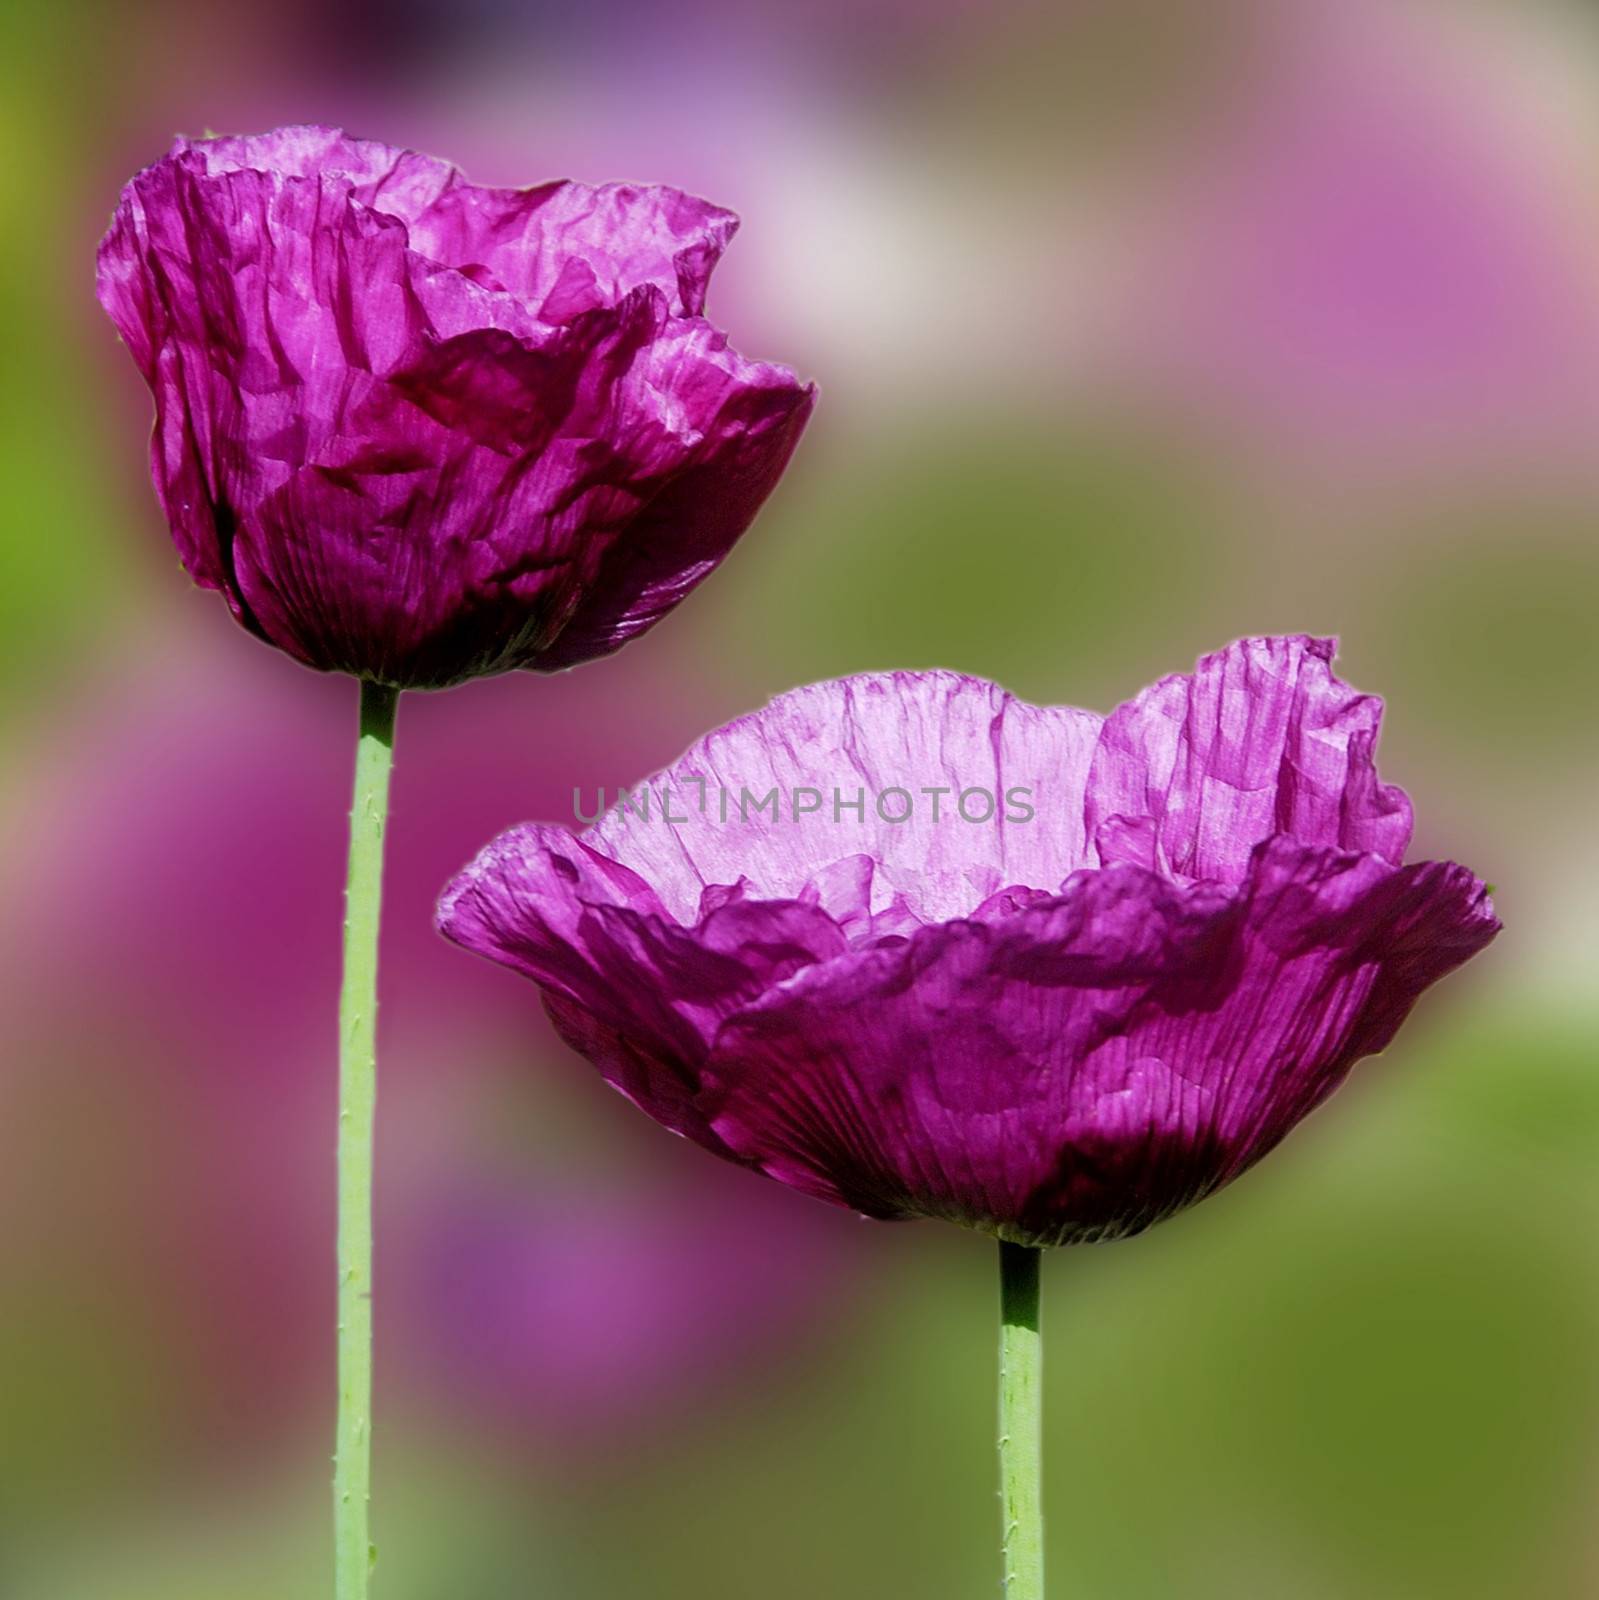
[531, 318, 816, 671]
[583, 671, 1103, 923]
[1086, 635, 1413, 882]
[696, 839, 1496, 1245]
[177, 126, 738, 318]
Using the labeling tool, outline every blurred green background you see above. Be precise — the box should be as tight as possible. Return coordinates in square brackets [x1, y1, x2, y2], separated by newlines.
[3, 0, 1598, 1595]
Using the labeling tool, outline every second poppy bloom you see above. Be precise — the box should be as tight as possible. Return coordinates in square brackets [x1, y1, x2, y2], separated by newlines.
[96, 125, 814, 688]
[439, 637, 1499, 1246]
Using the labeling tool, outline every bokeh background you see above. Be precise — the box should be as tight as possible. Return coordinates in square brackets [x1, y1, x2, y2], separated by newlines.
[3, 0, 1598, 1594]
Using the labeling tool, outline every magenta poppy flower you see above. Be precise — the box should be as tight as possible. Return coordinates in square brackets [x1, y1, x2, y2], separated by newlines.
[95, 124, 814, 688]
[439, 636, 1499, 1248]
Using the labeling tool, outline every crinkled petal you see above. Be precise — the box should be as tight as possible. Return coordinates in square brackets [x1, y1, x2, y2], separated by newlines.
[99, 160, 422, 600]
[695, 838, 1497, 1245]
[584, 672, 1104, 923]
[230, 293, 680, 683]
[404, 178, 738, 323]
[175, 126, 738, 318]
[260, 296, 808, 685]
[1086, 635, 1413, 882]
[99, 156, 450, 629]
[531, 320, 816, 671]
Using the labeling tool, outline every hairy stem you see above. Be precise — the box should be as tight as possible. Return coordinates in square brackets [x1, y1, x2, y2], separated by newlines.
[335, 679, 398, 1599]
[999, 1241, 1044, 1600]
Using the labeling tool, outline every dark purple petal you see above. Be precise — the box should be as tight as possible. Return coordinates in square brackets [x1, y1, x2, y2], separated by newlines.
[529, 321, 816, 671]
[226, 292, 689, 683]
[698, 839, 1497, 1245]
[100, 161, 426, 601]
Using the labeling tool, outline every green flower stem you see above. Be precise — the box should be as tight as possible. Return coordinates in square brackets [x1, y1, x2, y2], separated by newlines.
[335, 679, 399, 1600]
[999, 1241, 1044, 1600]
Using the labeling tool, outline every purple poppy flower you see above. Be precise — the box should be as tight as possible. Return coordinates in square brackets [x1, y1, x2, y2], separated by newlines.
[439, 637, 1499, 1247]
[95, 124, 814, 688]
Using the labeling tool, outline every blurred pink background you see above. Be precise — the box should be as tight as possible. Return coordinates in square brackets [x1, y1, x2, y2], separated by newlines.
[2, 0, 1597, 1595]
